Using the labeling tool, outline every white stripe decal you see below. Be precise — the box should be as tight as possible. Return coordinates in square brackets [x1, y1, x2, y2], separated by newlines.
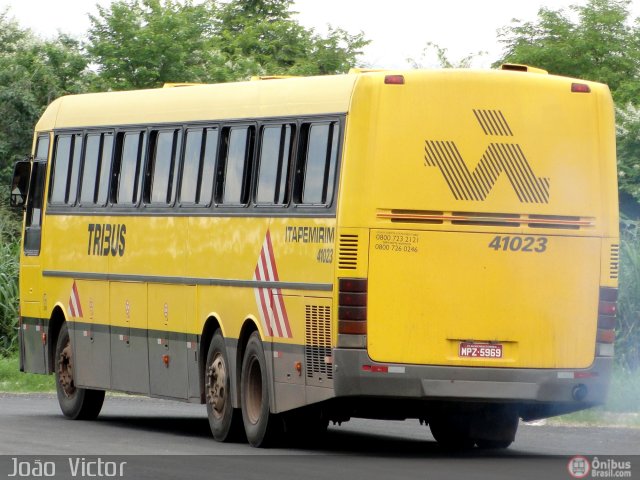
[252, 230, 292, 338]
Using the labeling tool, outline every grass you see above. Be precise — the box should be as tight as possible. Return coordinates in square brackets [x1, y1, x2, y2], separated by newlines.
[0, 355, 54, 393]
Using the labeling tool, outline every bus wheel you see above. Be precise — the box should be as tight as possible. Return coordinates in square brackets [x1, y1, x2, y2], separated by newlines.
[205, 330, 244, 442]
[55, 323, 105, 420]
[474, 405, 518, 449]
[429, 415, 475, 450]
[240, 332, 282, 447]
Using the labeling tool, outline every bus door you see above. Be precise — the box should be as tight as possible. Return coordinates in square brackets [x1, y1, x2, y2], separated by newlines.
[17, 135, 50, 373]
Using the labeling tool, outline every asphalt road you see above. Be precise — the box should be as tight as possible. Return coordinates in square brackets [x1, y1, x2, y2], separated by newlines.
[0, 393, 638, 480]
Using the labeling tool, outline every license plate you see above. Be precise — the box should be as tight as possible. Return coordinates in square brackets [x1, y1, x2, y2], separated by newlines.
[459, 342, 503, 359]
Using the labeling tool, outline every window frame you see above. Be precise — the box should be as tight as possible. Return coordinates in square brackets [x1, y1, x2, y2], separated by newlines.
[292, 119, 341, 209]
[78, 131, 115, 208]
[48, 131, 83, 207]
[178, 125, 220, 209]
[215, 123, 256, 207]
[44, 114, 343, 216]
[253, 122, 296, 209]
[110, 129, 147, 208]
[143, 127, 182, 208]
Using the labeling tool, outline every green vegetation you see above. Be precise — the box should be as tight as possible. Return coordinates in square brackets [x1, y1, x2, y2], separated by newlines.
[0, 356, 54, 392]
[0, 195, 20, 357]
[617, 221, 640, 371]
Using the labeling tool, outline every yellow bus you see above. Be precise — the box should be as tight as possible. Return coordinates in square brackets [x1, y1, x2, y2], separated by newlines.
[11, 66, 619, 449]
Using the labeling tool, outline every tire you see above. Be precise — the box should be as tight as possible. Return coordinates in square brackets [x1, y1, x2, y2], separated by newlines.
[240, 332, 282, 447]
[429, 415, 475, 450]
[475, 439, 513, 449]
[205, 330, 244, 442]
[54, 323, 105, 420]
[473, 405, 518, 450]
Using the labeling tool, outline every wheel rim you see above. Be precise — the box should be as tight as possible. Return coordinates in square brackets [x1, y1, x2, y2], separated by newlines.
[206, 352, 227, 420]
[58, 341, 76, 398]
[245, 356, 262, 425]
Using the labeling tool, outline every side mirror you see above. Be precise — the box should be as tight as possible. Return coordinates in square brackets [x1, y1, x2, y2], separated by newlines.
[10, 160, 31, 208]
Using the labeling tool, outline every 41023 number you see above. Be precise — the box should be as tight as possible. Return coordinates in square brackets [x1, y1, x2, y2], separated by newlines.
[488, 235, 548, 253]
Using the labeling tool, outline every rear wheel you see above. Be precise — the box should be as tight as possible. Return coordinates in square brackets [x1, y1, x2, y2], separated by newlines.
[55, 323, 105, 420]
[205, 330, 243, 442]
[240, 332, 282, 447]
[283, 406, 329, 443]
[429, 415, 475, 450]
[473, 405, 519, 449]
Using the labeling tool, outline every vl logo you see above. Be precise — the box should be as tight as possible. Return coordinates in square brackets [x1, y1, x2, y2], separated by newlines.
[424, 109, 550, 203]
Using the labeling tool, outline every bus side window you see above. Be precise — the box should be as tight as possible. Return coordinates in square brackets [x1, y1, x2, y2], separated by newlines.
[255, 124, 293, 206]
[216, 126, 255, 206]
[295, 121, 339, 206]
[80, 133, 113, 206]
[25, 134, 49, 227]
[145, 129, 182, 206]
[112, 131, 146, 206]
[180, 127, 218, 206]
[49, 133, 82, 206]
[35, 135, 49, 161]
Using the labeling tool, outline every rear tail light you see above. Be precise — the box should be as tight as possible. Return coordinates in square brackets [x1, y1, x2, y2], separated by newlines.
[571, 83, 591, 93]
[338, 278, 367, 338]
[384, 75, 405, 85]
[597, 287, 617, 351]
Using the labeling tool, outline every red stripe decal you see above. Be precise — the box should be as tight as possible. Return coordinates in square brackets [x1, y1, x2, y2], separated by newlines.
[72, 281, 84, 318]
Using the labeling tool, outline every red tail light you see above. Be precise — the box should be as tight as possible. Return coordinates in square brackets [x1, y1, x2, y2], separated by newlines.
[571, 83, 591, 93]
[596, 329, 615, 344]
[597, 287, 617, 349]
[338, 278, 367, 336]
[384, 75, 405, 85]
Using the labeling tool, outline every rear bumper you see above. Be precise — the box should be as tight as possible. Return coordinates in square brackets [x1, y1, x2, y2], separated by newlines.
[333, 349, 612, 412]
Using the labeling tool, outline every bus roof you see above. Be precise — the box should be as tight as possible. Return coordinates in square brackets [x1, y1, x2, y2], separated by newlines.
[35, 73, 360, 131]
[36, 68, 611, 132]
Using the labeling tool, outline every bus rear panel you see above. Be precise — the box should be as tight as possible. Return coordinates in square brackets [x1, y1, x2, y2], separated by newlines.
[333, 68, 618, 424]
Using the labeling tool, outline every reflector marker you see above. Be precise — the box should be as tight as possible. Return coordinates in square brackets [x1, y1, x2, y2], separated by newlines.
[68, 280, 84, 319]
[362, 364, 405, 374]
[253, 230, 293, 339]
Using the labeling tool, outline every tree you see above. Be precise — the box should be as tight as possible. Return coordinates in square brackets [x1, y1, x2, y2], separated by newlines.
[87, 0, 369, 89]
[0, 10, 91, 185]
[408, 41, 486, 69]
[495, 0, 640, 105]
[87, 0, 224, 90]
[214, 0, 368, 76]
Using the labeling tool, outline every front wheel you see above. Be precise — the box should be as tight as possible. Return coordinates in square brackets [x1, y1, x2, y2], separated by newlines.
[205, 330, 244, 442]
[240, 332, 282, 447]
[55, 323, 105, 420]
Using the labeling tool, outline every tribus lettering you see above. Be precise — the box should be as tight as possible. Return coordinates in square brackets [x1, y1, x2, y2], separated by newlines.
[87, 224, 126, 256]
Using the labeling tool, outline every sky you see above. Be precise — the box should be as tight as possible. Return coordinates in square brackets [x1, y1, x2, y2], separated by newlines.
[1, 0, 639, 69]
